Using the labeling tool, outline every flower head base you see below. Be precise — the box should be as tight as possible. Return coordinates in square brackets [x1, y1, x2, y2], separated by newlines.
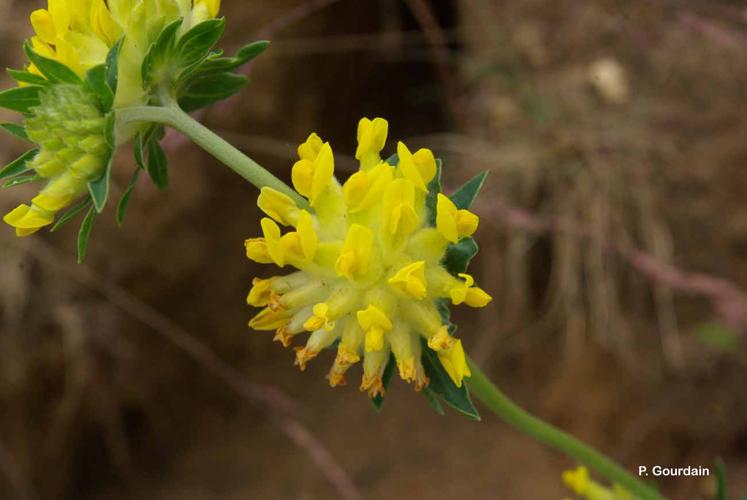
[3, 84, 109, 236]
[246, 117, 492, 404]
[562, 466, 634, 500]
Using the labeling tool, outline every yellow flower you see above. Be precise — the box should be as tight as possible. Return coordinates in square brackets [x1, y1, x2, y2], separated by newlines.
[562, 467, 634, 500]
[26, 0, 221, 108]
[245, 117, 493, 398]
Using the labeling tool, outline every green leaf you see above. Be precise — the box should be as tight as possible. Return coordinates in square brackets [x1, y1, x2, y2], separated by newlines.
[425, 159, 443, 226]
[443, 237, 479, 276]
[194, 40, 269, 75]
[85, 64, 114, 111]
[370, 354, 397, 411]
[116, 168, 141, 227]
[0, 123, 30, 142]
[7, 69, 49, 86]
[420, 338, 480, 420]
[176, 19, 225, 68]
[23, 41, 81, 84]
[50, 197, 92, 232]
[178, 72, 247, 112]
[105, 38, 123, 95]
[77, 204, 97, 263]
[0, 86, 42, 113]
[146, 137, 168, 190]
[384, 153, 399, 166]
[450, 171, 488, 209]
[3, 173, 41, 188]
[0, 149, 37, 181]
[715, 459, 727, 500]
[87, 113, 116, 212]
[141, 19, 183, 88]
[422, 387, 446, 415]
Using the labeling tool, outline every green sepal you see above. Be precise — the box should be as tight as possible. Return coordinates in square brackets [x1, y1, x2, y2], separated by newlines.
[141, 19, 183, 89]
[50, 197, 93, 232]
[23, 41, 82, 85]
[85, 64, 114, 112]
[443, 237, 479, 276]
[87, 113, 116, 212]
[0, 123, 30, 142]
[176, 18, 226, 68]
[77, 204, 97, 263]
[106, 38, 123, 96]
[146, 135, 169, 190]
[425, 159, 443, 226]
[116, 168, 141, 227]
[7, 69, 49, 87]
[370, 354, 397, 411]
[0, 149, 38, 181]
[3, 173, 42, 188]
[0, 86, 43, 113]
[450, 171, 488, 209]
[178, 72, 248, 112]
[384, 153, 399, 166]
[419, 338, 480, 420]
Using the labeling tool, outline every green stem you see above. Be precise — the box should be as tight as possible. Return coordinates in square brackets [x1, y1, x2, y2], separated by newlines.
[466, 358, 662, 500]
[116, 104, 309, 209]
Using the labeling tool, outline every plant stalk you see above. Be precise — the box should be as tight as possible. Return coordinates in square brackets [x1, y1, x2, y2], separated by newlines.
[116, 104, 308, 208]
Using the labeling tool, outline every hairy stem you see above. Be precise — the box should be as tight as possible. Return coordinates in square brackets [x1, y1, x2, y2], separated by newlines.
[116, 104, 308, 208]
[466, 358, 662, 499]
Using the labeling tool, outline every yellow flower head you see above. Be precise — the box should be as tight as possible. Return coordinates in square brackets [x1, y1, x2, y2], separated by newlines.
[26, 0, 221, 107]
[246, 117, 493, 400]
[562, 466, 634, 500]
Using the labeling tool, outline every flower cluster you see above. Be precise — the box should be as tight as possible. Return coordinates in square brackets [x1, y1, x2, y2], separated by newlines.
[4, 85, 108, 236]
[27, 0, 220, 107]
[245, 117, 492, 399]
[563, 466, 634, 500]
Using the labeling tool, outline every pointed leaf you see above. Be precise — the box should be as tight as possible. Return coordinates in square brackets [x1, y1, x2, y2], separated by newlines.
[141, 19, 183, 88]
[178, 72, 247, 112]
[50, 197, 92, 232]
[0, 149, 37, 181]
[23, 41, 81, 84]
[370, 354, 397, 411]
[177, 18, 225, 67]
[0, 86, 42, 113]
[146, 137, 168, 190]
[87, 113, 116, 212]
[7, 69, 49, 86]
[85, 64, 114, 111]
[116, 168, 141, 226]
[443, 237, 479, 276]
[77, 204, 97, 263]
[0, 123, 30, 142]
[194, 40, 269, 74]
[420, 338, 480, 420]
[450, 171, 488, 209]
[106, 38, 123, 95]
[3, 173, 42, 188]
[422, 387, 446, 415]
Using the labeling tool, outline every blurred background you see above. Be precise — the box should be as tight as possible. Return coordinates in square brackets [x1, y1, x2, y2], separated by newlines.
[1, 0, 747, 498]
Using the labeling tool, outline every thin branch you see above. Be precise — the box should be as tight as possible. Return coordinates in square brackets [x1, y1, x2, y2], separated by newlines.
[22, 239, 362, 500]
[479, 200, 747, 333]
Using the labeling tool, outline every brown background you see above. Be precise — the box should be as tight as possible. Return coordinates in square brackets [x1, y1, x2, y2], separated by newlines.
[1, 0, 746, 498]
